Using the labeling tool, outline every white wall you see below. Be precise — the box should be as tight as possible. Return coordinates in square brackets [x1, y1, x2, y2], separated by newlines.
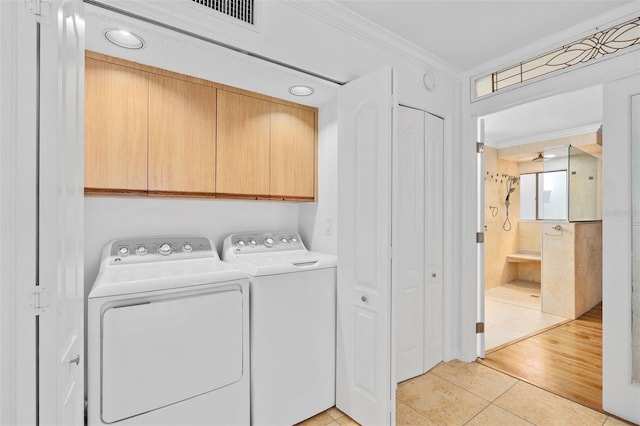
[84, 197, 298, 288]
[299, 102, 338, 255]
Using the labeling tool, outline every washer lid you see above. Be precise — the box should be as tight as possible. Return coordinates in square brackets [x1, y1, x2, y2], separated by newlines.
[88, 258, 248, 298]
[226, 251, 337, 276]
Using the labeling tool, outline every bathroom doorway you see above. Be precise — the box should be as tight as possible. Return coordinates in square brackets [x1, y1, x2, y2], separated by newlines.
[480, 85, 603, 351]
[477, 86, 604, 410]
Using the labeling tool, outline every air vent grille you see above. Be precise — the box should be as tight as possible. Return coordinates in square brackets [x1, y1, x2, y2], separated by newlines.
[191, 0, 254, 25]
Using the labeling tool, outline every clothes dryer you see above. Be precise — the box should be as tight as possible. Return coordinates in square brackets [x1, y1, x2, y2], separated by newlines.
[87, 236, 249, 426]
[223, 231, 336, 426]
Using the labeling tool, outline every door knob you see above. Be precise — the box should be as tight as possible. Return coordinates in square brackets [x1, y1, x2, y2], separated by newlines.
[432, 273, 437, 278]
[361, 296, 368, 303]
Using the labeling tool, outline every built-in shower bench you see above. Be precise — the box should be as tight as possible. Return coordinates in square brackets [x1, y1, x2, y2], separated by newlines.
[506, 251, 541, 263]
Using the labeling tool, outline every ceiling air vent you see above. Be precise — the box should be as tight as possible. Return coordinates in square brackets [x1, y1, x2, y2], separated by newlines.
[191, 0, 255, 25]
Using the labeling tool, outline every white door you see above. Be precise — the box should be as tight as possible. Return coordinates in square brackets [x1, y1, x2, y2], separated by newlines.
[423, 112, 444, 371]
[337, 67, 396, 426]
[476, 119, 486, 358]
[602, 73, 640, 424]
[0, 2, 39, 424]
[394, 107, 444, 382]
[395, 106, 426, 382]
[38, 1, 85, 424]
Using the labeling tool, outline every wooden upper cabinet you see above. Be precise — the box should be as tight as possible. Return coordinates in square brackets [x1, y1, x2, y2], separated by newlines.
[270, 104, 316, 200]
[85, 58, 148, 193]
[216, 90, 271, 198]
[148, 74, 216, 195]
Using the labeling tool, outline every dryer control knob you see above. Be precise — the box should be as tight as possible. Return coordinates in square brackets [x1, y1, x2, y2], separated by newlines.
[118, 247, 129, 257]
[183, 243, 192, 253]
[158, 243, 172, 256]
[136, 246, 147, 255]
[291, 237, 298, 243]
[280, 238, 288, 243]
[265, 237, 274, 247]
[249, 239, 257, 247]
[237, 240, 246, 248]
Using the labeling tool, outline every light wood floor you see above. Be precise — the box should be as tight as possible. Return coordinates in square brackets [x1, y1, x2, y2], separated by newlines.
[478, 303, 603, 412]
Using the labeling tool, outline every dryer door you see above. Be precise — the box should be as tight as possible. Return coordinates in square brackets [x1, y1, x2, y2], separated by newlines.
[101, 289, 244, 423]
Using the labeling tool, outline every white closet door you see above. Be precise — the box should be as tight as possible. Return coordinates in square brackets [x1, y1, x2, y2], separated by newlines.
[38, 1, 86, 424]
[424, 112, 445, 371]
[337, 67, 396, 426]
[395, 106, 426, 382]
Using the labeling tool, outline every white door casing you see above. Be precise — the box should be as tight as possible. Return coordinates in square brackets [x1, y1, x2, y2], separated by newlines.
[476, 119, 486, 358]
[38, 0, 85, 424]
[395, 106, 426, 383]
[602, 73, 640, 424]
[423, 112, 445, 370]
[337, 67, 396, 426]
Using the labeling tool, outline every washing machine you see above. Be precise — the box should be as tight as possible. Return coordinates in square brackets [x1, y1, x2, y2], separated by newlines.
[222, 231, 337, 426]
[87, 236, 250, 426]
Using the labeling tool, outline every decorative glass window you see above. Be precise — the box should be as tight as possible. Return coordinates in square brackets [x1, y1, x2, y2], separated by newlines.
[475, 16, 640, 98]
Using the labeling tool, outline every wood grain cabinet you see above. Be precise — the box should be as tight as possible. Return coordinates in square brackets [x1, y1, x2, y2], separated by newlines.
[85, 57, 149, 194]
[270, 104, 316, 200]
[85, 52, 317, 201]
[148, 75, 217, 196]
[216, 90, 271, 198]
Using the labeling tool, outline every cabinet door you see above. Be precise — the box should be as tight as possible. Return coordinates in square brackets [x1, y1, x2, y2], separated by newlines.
[216, 90, 271, 198]
[270, 104, 316, 200]
[148, 75, 216, 195]
[85, 58, 148, 193]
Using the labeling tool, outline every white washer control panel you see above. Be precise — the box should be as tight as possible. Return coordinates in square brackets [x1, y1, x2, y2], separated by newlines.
[109, 236, 214, 265]
[226, 232, 305, 254]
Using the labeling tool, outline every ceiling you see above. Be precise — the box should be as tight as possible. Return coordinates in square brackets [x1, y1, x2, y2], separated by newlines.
[335, 0, 635, 71]
[85, 0, 631, 142]
[481, 85, 603, 148]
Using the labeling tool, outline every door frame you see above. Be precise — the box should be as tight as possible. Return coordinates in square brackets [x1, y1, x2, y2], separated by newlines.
[460, 28, 640, 364]
[459, 14, 640, 424]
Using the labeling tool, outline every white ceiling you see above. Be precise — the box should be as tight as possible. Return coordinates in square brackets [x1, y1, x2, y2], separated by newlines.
[335, 0, 634, 71]
[481, 85, 603, 148]
[85, 0, 630, 142]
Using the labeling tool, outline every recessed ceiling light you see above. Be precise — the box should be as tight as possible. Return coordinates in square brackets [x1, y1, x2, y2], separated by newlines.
[544, 154, 557, 158]
[104, 29, 145, 49]
[289, 85, 314, 96]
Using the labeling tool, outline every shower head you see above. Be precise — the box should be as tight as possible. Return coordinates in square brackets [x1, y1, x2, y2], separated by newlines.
[505, 187, 516, 204]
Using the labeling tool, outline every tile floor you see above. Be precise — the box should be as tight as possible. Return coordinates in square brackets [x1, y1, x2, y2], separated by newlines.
[485, 281, 567, 350]
[298, 360, 633, 426]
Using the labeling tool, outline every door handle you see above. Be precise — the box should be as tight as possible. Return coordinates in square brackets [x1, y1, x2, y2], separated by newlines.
[68, 354, 80, 366]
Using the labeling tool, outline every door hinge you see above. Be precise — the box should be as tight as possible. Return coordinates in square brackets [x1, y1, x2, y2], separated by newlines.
[476, 322, 485, 333]
[476, 141, 485, 154]
[476, 232, 484, 243]
[29, 286, 49, 314]
[25, 0, 51, 22]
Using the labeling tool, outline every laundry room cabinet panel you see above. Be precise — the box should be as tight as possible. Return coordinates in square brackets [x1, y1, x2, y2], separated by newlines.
[85, 58, 148, 194]
[148, 75, 217, 196]
[216, 90, 271, 198]
[84, 52, 318, 201]
[270, 104, 316, 201]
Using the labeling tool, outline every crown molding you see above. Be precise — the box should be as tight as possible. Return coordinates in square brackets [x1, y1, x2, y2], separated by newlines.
[283, 0, 460, 82]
